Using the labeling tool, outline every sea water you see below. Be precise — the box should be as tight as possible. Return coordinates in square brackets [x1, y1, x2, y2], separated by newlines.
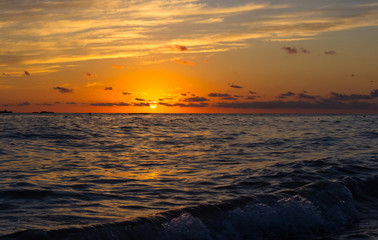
[0, 114, 377, 240]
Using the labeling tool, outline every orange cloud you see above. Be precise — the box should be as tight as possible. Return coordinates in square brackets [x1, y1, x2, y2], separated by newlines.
[111, 65, 124, 68]
[173, 59, 195, 65]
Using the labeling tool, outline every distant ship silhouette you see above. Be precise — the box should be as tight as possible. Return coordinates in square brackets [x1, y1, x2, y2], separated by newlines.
[0, 109, 12, 114]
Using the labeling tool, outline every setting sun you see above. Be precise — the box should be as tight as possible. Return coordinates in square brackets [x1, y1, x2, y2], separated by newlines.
[149, 101, 157, 109]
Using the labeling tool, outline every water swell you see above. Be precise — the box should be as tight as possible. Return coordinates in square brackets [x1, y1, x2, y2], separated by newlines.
[2, 176, 376, 240]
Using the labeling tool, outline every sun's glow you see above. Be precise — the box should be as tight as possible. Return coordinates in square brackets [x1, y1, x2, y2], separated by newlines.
[149, 101, 157, 108]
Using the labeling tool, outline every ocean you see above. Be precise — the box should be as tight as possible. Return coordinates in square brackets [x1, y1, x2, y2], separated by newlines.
[0, 113, 377, 240]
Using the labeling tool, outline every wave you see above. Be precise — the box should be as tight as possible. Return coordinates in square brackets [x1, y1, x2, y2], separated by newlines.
[1, 176, 377, 240]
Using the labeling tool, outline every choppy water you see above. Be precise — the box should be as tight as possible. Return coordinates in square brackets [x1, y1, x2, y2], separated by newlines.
[0, 113, 377, 240]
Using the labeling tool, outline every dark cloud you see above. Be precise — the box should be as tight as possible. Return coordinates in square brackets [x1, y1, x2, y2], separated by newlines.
[181, 93, 187, 96]
[324, 50, 337, 55]
[214, 100, 378, 110]
[278, 91, 295, 99]
[37, 103, 54, 106]
[249, 91, 257, 95]
[135, 98, 145, 101]
[158, 98, 173, 101]
[297, 92, 319, 100]
[300, 47, 310, 53]
[84, 72, 96, 77]
[282, 47, 297, 54]
[221, 97, 237, 100]
[122, 92, 132, 95]
[246, 96, 257, 100]
[133, 102, 150, 107]
[17, 101, 31, 106]
[282, 47, 310, 54]
[229, 84, 243, 89]
[208, 93, 232, 98]
[66, 102, 77, 105]
[330, 92, 372, 101]
[91, 102, 130, 106]
[183, 96, 210, 102]
[24, 71, 30, 76]
[104, 87, 113, 90]
[170, 44, 188, 51]
[370, 89, 378, 98]
[53, 86, 74, 94]
[158, 102, 208, 107]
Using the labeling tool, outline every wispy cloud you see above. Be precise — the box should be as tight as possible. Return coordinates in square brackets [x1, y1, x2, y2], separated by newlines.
[173, 59, 195, 65]
[229, 84, 243, 89]
[104, 87, 113, 91]
[0, 0, 377, 72]
[208, 93, 232, 98]
[324, 50, 337, 55]
[278, 91, 295, 99]
[183, 96, 209, 102]
[17, 101, 31, 106]
[91, 102, 130, 107]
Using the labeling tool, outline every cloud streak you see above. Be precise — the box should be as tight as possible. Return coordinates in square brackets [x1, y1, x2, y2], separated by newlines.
[53, 86, 74, 94]
[1, 0, 376, 72]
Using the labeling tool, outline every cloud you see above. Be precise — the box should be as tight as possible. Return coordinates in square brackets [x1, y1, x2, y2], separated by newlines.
[1, 0, 377, 75]
[370, 89, 378, 98]
[282, 47, 297, 54]
[66, 102, 77, 104]
[53, 86, 74, 94]
[329, 92, 373, 101]
[282, 47, 310, 54]
[111, 65, 124, 69]
[278, 91, 295, 99]
[104, 87, 113, 90]
[324, 50, 337, 55]
[37, 103, 54, 106]
[133, 102, 150, 107]
[229, 84, 243, 89]
[84, 72, 97, 77]
[183, 96, 210, 102]
[24, 71, 31, 76]
[160, 102, 209, 108]
[300, 47, 310, 53]
[249, 91, 257, 94]
[208, 93, 232, 98]
[214, 100, 378, 110]
[85, 82, 100, 87]
[297, 92, 319, 100]
[158, 98, 173, 101]
[17, 101, 31, 106]
[91, 102, 130, 106]
[173, 59, 195, 65]
[122, 92, 132, 95]
[135, 98, 146, 101]
[170, 44, 188, 51]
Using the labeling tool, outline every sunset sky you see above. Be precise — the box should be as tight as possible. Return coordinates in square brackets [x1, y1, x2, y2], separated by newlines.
[1, 0, 378, 113]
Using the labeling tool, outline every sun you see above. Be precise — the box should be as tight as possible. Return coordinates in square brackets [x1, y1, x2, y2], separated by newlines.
[149, 101, 157, 109]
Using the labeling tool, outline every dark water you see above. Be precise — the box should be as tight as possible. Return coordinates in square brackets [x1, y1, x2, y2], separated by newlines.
[0, 114, 377, 240]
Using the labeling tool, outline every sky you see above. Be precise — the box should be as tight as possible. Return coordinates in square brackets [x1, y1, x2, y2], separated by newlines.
[1, 0, 378, 113]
